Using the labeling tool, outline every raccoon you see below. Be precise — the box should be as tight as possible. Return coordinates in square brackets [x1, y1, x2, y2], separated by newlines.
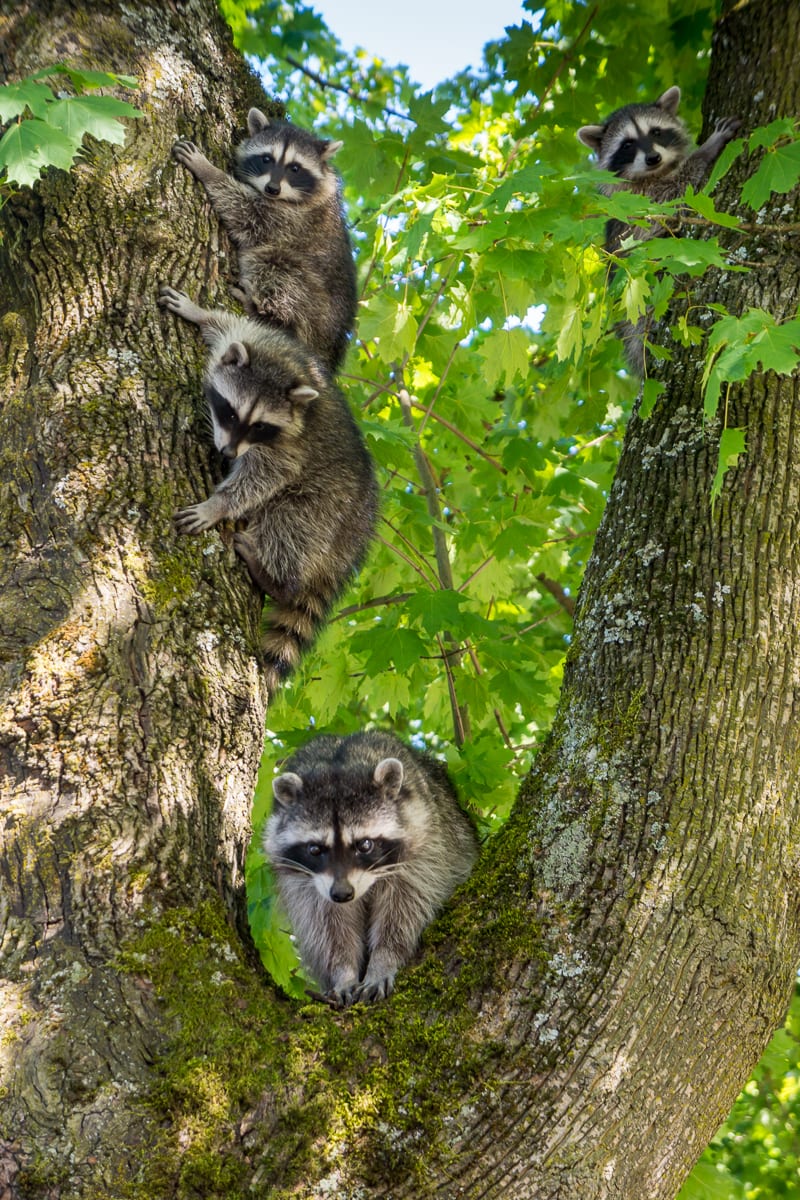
[578, 86, 741, 371]
[172, 109, 357, 371]
[264, 731, 478, 1007]
[158, 286, 378, 691]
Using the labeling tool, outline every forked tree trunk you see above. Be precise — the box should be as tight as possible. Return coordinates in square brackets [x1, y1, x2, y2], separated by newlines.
[1, 1, 799, 1198]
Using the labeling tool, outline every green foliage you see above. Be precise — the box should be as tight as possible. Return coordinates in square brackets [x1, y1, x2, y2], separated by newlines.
[703, 310, 800, 419]
[0, 64, 140, 189]
[741, 119, 800, 210]
[680, 986, 800, 1199]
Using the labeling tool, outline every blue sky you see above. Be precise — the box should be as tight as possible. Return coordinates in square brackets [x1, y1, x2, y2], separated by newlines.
[311, 0, 528, 89]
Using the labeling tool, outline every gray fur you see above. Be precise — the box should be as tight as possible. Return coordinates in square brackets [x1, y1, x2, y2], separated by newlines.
[264, 731, 478, 1007]
[171, 110, 356, 371]
[578, 87, 741, 372]
[158, 287, 378, 690]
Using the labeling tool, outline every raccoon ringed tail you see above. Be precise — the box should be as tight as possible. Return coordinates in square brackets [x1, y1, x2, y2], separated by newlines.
[261, 589, 332, 691]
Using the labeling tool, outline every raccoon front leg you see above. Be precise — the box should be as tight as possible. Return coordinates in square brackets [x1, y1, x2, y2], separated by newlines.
[279, 879, 365, 1003]
[158, 286, 229, 345]
[172, 141, 269, 245]
[695, 116, 742, 163]
[678, 116, 742, 187]
[172, 139, 227, 187]
[356, 883, 434, 1003]
[232, 530, 300, 601]
[174, 492, 229, 534]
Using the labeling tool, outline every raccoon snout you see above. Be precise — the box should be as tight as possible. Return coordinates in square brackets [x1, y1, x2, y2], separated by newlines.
[645, 151, 662, 167]
[266, 183, 281, 197]
[330, 881, 355, 903]
[221, 445, 237, 460]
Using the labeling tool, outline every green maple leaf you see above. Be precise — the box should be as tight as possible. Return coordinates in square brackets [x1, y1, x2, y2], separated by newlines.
[0, 80, 53, 120]
[45, 96, 141, 152]
[742, 140, 800, 209]
[477, 326, 530, 386]
[0, 118, 75, 185]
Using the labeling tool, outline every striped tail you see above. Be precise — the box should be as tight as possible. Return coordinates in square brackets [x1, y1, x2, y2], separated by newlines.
[261, 589, 333, 693]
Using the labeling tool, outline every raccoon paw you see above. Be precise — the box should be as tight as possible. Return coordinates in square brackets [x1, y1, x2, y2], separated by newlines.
[175, 500, 221, 534]
[714, 116, 742, 141]
[158, 285, 191, 316]
[172, 139, 210, 174]
[320, 982, 367, 1009]
[354, 975, 395, 1004]
[229, 285, 256, 313]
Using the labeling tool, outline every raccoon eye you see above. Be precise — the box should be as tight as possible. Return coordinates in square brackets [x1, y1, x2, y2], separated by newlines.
[650, 127, 663, 136]
[250, 421, 272, 435]
[288, 163, 300, 174]
[621, 138, 635, 149]
[261, 153, 274, 165]
[355, 838, 374, 854]
[307, 843, 323, 856]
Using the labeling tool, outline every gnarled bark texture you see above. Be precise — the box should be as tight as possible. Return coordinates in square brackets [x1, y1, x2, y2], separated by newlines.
[1, 0, 799, 1197]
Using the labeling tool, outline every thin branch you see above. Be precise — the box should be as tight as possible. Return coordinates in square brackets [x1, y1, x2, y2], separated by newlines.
[436, 632, 467, 748]
[360, 148, 412, 297]
[334, 591, 413, 620]
[417, 339, 459, 437]
[378, 523, 439, 590]
[465, 641, 514, 751]
[409, 398, 506, 473]
[459, 556, 497, 592]
[344, 371, 506, 473]
[536, 573, 576, 617]
[498, 4, 600, 178]
[398, 389, 455, 591]
[284, 54, 413, 123]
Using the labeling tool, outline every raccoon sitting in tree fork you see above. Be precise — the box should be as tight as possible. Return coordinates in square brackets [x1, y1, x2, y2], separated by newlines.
[172, 109, 357, 372]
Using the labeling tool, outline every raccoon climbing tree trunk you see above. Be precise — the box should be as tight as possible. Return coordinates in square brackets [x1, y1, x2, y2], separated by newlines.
[2, 1, 800, 1199]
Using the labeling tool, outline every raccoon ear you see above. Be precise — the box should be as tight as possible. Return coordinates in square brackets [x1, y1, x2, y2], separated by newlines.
[577, 124, 605, 152]
[321, 139, 343, 160]
[247, 108, 270, 136]
[221, 341, 250, 369]
[655, 86, 681, 116]
[374, 757, 404, 799]
[289, 384, 319, 407]
[273, 772, 303, 807]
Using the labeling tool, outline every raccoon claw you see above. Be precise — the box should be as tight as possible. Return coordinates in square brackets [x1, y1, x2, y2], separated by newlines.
[172, 139, 209, 172]
[229, 284, 254, 309]
[320, 975, 395, 1008]
[158, 285, 191, 315]
[714, 116, 742, 140]
[355, 976, 395, 1004]
[175, 501, 218, 534]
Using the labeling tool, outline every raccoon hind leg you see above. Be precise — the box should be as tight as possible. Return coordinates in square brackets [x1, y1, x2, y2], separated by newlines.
[233, 530, 300, 601]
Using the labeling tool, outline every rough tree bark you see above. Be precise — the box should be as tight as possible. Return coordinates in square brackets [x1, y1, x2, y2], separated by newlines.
[1, 0, 799, 1198]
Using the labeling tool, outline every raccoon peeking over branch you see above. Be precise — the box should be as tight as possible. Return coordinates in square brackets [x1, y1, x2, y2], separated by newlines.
[171, 109, 357, 372]
[264, 731, 478, 1008]
[578, 86, 741, 372]
[158, 287, 378, 691]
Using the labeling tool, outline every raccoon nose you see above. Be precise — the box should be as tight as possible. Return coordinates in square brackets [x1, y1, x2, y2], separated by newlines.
[645, 151, 662, 167]
[330, 881, 355, 903]
[266, 183, 281, 196]
[221, 445, 237, 460]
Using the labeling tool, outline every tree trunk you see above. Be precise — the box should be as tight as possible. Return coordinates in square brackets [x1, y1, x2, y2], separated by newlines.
[1, 1, 799, 1198]
[0, 1, 273, 1191]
